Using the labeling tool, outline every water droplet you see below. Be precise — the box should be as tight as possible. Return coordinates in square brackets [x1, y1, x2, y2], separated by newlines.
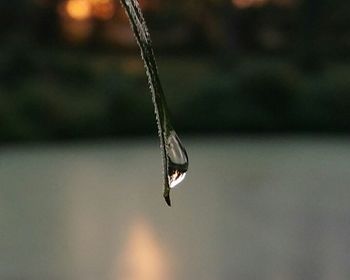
[165, 130, 188, 188]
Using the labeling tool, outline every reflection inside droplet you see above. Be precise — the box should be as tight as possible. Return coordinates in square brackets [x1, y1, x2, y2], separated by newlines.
[168, 170, 186, 189]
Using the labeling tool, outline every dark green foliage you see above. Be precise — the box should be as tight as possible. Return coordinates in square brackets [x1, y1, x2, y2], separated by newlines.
[1, 51, 350, 142]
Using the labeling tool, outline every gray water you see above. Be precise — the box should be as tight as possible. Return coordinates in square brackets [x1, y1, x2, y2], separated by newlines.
[1, 137, 350, 280]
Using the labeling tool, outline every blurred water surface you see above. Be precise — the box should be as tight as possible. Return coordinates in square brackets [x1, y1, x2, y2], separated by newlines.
[1, 137, 350, 280]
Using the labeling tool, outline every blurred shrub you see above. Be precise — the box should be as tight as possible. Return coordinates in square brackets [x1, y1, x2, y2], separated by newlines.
[295, 67, 350, 131]
[184, 61, 298, 132]
[1, 51, 350, 142]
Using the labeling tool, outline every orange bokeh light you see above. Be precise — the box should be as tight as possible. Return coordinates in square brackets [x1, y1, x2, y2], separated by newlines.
[92, 0, 115, 20]
[66, 0, 91, 21]
[64, 0, 115, 21]
[232, 0, 254, 9]
[232, 0, 270, 9]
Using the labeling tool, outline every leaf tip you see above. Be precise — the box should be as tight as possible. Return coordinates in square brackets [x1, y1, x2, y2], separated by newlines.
[164, 192, 171, 207]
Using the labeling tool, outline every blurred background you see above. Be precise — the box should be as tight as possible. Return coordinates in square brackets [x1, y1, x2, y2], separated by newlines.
[1, 0, 350, 280]
[0, 0, 349, 140]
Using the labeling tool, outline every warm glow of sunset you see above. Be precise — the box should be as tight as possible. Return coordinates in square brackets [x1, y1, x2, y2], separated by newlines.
[92, 0, 115, 20]
[232, 0, 252, 9]
[66, 0, 91, 20]
[115, 219, 170, 280]
[64, 0, 115, 21]
[232, 0, 294, 8]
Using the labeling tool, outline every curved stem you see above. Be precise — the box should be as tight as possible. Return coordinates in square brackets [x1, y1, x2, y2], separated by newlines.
[120, 0, 174, 205]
